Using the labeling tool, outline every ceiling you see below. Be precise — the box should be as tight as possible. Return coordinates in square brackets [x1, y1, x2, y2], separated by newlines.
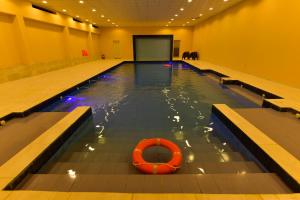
[30, 0, 244, 27]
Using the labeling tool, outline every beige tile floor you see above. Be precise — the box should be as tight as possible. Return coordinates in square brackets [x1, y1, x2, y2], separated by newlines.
[1, 191, 300, 200]
[185, 60, 300, 112]
[0, 59, 125, 120]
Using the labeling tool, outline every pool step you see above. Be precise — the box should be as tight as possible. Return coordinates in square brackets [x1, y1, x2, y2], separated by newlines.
[64, 141, 234, 153]
[68, 135, 235, 149]
[51, 150, 246, 163]
[179, 161, 263, 174]
[226, 85, 263, 106]
[71, 132, 223, 140]
[72, 135, 227, 145]
[38, 161, 262, 175]
[17, 173, 291, 193]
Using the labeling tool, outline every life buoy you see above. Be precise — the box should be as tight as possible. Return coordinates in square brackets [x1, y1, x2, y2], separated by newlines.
[132, 138, 182, 174]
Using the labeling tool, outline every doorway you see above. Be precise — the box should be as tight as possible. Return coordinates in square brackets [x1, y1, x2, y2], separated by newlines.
[173, 40, 180, 58]
[112, 40, 121, 59]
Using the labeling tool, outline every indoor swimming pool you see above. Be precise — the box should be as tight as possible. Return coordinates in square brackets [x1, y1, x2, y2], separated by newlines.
[16, 62, 291, 193]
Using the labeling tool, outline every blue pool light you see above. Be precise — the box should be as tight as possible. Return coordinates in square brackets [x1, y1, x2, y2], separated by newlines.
[64, 96, 85, 103]
[100, 74, 113, 79]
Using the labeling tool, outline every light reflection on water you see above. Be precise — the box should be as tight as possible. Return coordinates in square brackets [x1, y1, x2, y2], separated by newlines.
[40, 62, 261, 175]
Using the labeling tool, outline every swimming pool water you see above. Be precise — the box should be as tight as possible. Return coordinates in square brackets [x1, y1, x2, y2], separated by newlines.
[37, 62, 263, 172]
[16, 62, 295, 194]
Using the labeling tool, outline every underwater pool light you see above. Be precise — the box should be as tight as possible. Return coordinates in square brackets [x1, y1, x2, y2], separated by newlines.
[64, 96, 85, 103]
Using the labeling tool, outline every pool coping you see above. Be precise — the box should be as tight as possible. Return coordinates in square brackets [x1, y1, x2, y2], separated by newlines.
[0, 106, 92, 191]
[263, 99, 300, 114]
[0, 60, 299, 199]
[212, 104, 300, 192]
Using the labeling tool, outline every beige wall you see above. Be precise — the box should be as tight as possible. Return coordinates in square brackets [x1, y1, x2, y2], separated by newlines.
[192, 0, 300, 89]
[0, 13, 22, 68]
[91, 33, 101, 57]
[1, 0, 300, 89]
[25, 19, 66, 63]
[69, 28, 89, 59]
[0, 0, 100, 83]
[0, 0, 193, 83]
[98, 27, 193, 60]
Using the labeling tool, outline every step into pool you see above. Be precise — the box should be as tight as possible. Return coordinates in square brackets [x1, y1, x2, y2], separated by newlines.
[16, 62, 291, 193]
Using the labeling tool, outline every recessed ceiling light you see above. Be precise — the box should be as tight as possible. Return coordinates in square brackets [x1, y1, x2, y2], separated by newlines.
[107, 19, 110, 22]
[112, 22, 115, 24]
[76, 15, 80, 18]
[183, 24, 186, 26]
[180, 8, 184, 11]
[188, 0, 192, 2]
[79, 0, 84, 4]
[174, 14, 178, 17]
[209, 7, 214, 11]
[115, 25, 119, 27]
[101, 14, 105, 18]
[224, 0, 228, 1]
[92, 9, 96, 12]
[187, 21, 190, 24]
[166, 24, 169, 27]
[62, 9, 67, 12]
[171, 18, 174, 21]
[92, 22, 96, 25]
[168, 21, 171, 24]
[85, 19, 89, 22]
[42, 0, 47, 4]
[192, 18, 195, 21]
[199, 13, 203, 17]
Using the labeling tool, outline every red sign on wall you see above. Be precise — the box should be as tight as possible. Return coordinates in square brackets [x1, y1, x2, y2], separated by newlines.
[82, 50, 89, 56]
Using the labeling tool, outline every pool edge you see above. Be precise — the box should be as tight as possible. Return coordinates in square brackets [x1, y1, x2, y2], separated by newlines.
[1, 191, 300, 200]
[0, 106, 92, 191]
[212, 103, 300, 192]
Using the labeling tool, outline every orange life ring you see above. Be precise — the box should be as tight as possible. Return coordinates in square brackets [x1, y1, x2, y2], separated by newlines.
[132, 138, 182, 174]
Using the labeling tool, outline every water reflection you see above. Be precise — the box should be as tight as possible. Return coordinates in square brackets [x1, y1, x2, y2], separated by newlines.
[185, 140, 192, 148]
[198, 167, 206, 174]
[159, 75, 222, 166]
[134, 63, 172, 86]
[174, 130, 184, 141]
[187, 151, 195, 163]
[67, 169, 76, 179]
